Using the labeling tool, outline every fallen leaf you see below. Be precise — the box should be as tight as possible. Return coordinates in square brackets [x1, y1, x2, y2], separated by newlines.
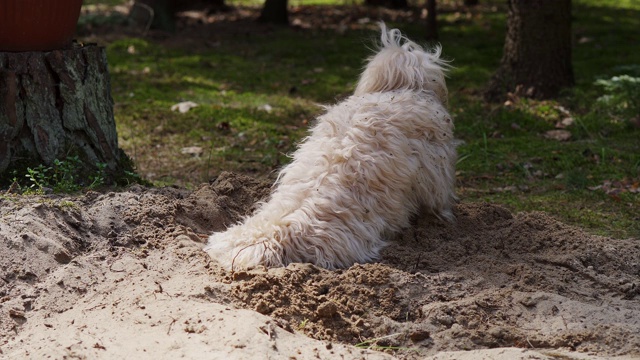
[492, 185, 517, 193]
[588, 178, 640, 195]
[578, 36, 593, 44]
[257, 104, 273, 113]
[171, 101, 198, 113]
[555, 105, 571, 116]
[544, 130, 571, 141]
[555, 117, 574, 129]
[181, 146, 203, 157]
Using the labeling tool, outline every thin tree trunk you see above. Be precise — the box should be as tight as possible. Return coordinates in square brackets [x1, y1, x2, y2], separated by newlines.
[131, 0, 230, 32]
[0, 44, 131, 183]
[392, 0, 408, 8]
[259, 0, 289, 25]
[132, 0, 176, 32]
[365, 0, 408, 8]
[485, 0, 574, 101]
[426, 0, 438, 41]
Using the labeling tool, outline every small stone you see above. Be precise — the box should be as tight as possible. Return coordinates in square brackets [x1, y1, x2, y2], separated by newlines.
[180, 146, 203, 157]
[316, 302, 338, 318]
[410, 329, 430, 342]
[9, 309, 25, 318]
[232, 271, 254, 281]
[254, 300, 271, 315]
[488, 326, 508, 339]
[544, 129, 572, 141]
[434, 314, 455, 326]
[54, 250, 72, 264]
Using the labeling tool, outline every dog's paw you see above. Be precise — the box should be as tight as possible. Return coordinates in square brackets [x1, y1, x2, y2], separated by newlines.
[204, 231, 282, 271]
[203, 234, 236, 270]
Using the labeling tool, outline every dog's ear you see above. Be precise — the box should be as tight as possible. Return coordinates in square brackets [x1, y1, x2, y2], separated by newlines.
[354, 23, 449, 106]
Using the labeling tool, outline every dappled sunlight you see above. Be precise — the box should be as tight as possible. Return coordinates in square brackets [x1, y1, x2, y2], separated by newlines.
[71, 0, 640, 237]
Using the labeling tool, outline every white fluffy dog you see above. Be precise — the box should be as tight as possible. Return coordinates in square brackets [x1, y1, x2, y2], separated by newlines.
[205, 23, 457, 270]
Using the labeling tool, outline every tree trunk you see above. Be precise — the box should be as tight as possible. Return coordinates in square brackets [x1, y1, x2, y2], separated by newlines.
[425, 0, 438, 41]
[365, 0, 408, 9]
[132, 0, 176, 33]
[485, 0, 574, 101]
[131, 0, 230, 33]
[0, 44, 131, 184]
[258, 0, 289, 25]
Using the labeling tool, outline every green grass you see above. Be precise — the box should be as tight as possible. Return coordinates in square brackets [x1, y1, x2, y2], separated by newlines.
[105, 30, 369, 184]
[75, 0, 639, 238]
[6, 156, 111, 195]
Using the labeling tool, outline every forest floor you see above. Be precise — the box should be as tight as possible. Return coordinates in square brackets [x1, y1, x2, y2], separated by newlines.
[75, 0, 640, 238]
[1, 1, 639, 359]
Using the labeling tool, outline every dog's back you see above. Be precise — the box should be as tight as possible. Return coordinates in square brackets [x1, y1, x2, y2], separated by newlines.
[205, 23, 457, 270]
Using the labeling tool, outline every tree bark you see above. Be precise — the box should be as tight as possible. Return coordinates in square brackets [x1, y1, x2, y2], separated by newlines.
[425, 0, 438, 41]
[485, 0, 574, 101]
[259, 0, 289, 25]
[0, 44, 130, 183]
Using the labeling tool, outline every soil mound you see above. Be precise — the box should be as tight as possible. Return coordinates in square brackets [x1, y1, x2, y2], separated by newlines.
[1, 172, 638, 359]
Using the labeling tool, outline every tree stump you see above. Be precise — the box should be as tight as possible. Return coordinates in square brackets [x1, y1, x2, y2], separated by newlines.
[0, 43, 131, 183]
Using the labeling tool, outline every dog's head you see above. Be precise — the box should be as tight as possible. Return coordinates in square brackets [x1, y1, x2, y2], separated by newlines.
[354, 23, 449, 106]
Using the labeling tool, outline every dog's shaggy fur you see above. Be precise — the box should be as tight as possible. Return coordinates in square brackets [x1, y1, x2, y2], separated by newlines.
[205, 24, 457, 270]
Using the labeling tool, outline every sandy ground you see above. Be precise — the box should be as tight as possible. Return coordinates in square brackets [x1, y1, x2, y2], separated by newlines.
[1, 172, 639, 359]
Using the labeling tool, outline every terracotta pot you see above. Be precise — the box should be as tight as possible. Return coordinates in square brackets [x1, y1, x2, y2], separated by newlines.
[0, 0, 83, 52]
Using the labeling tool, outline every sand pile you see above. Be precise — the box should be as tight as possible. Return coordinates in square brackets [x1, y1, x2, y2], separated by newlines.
[1, 172, 638, 359]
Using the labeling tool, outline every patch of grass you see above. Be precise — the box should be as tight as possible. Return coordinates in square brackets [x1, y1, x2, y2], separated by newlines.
[106, 29, 369, 185]
[78, 1, 639, 238]
[444, 0, 640, 238]
[57, 200, 80, 211]
[10, 156, 110, 195]
[297, 318, 310, 330]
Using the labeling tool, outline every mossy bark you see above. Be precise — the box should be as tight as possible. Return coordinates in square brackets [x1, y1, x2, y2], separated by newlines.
[0, 43, 131, 183]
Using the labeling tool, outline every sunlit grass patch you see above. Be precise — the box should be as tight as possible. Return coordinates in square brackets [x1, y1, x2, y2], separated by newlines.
[78, 0, 640, 238]
[465, 190, 639, 239]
